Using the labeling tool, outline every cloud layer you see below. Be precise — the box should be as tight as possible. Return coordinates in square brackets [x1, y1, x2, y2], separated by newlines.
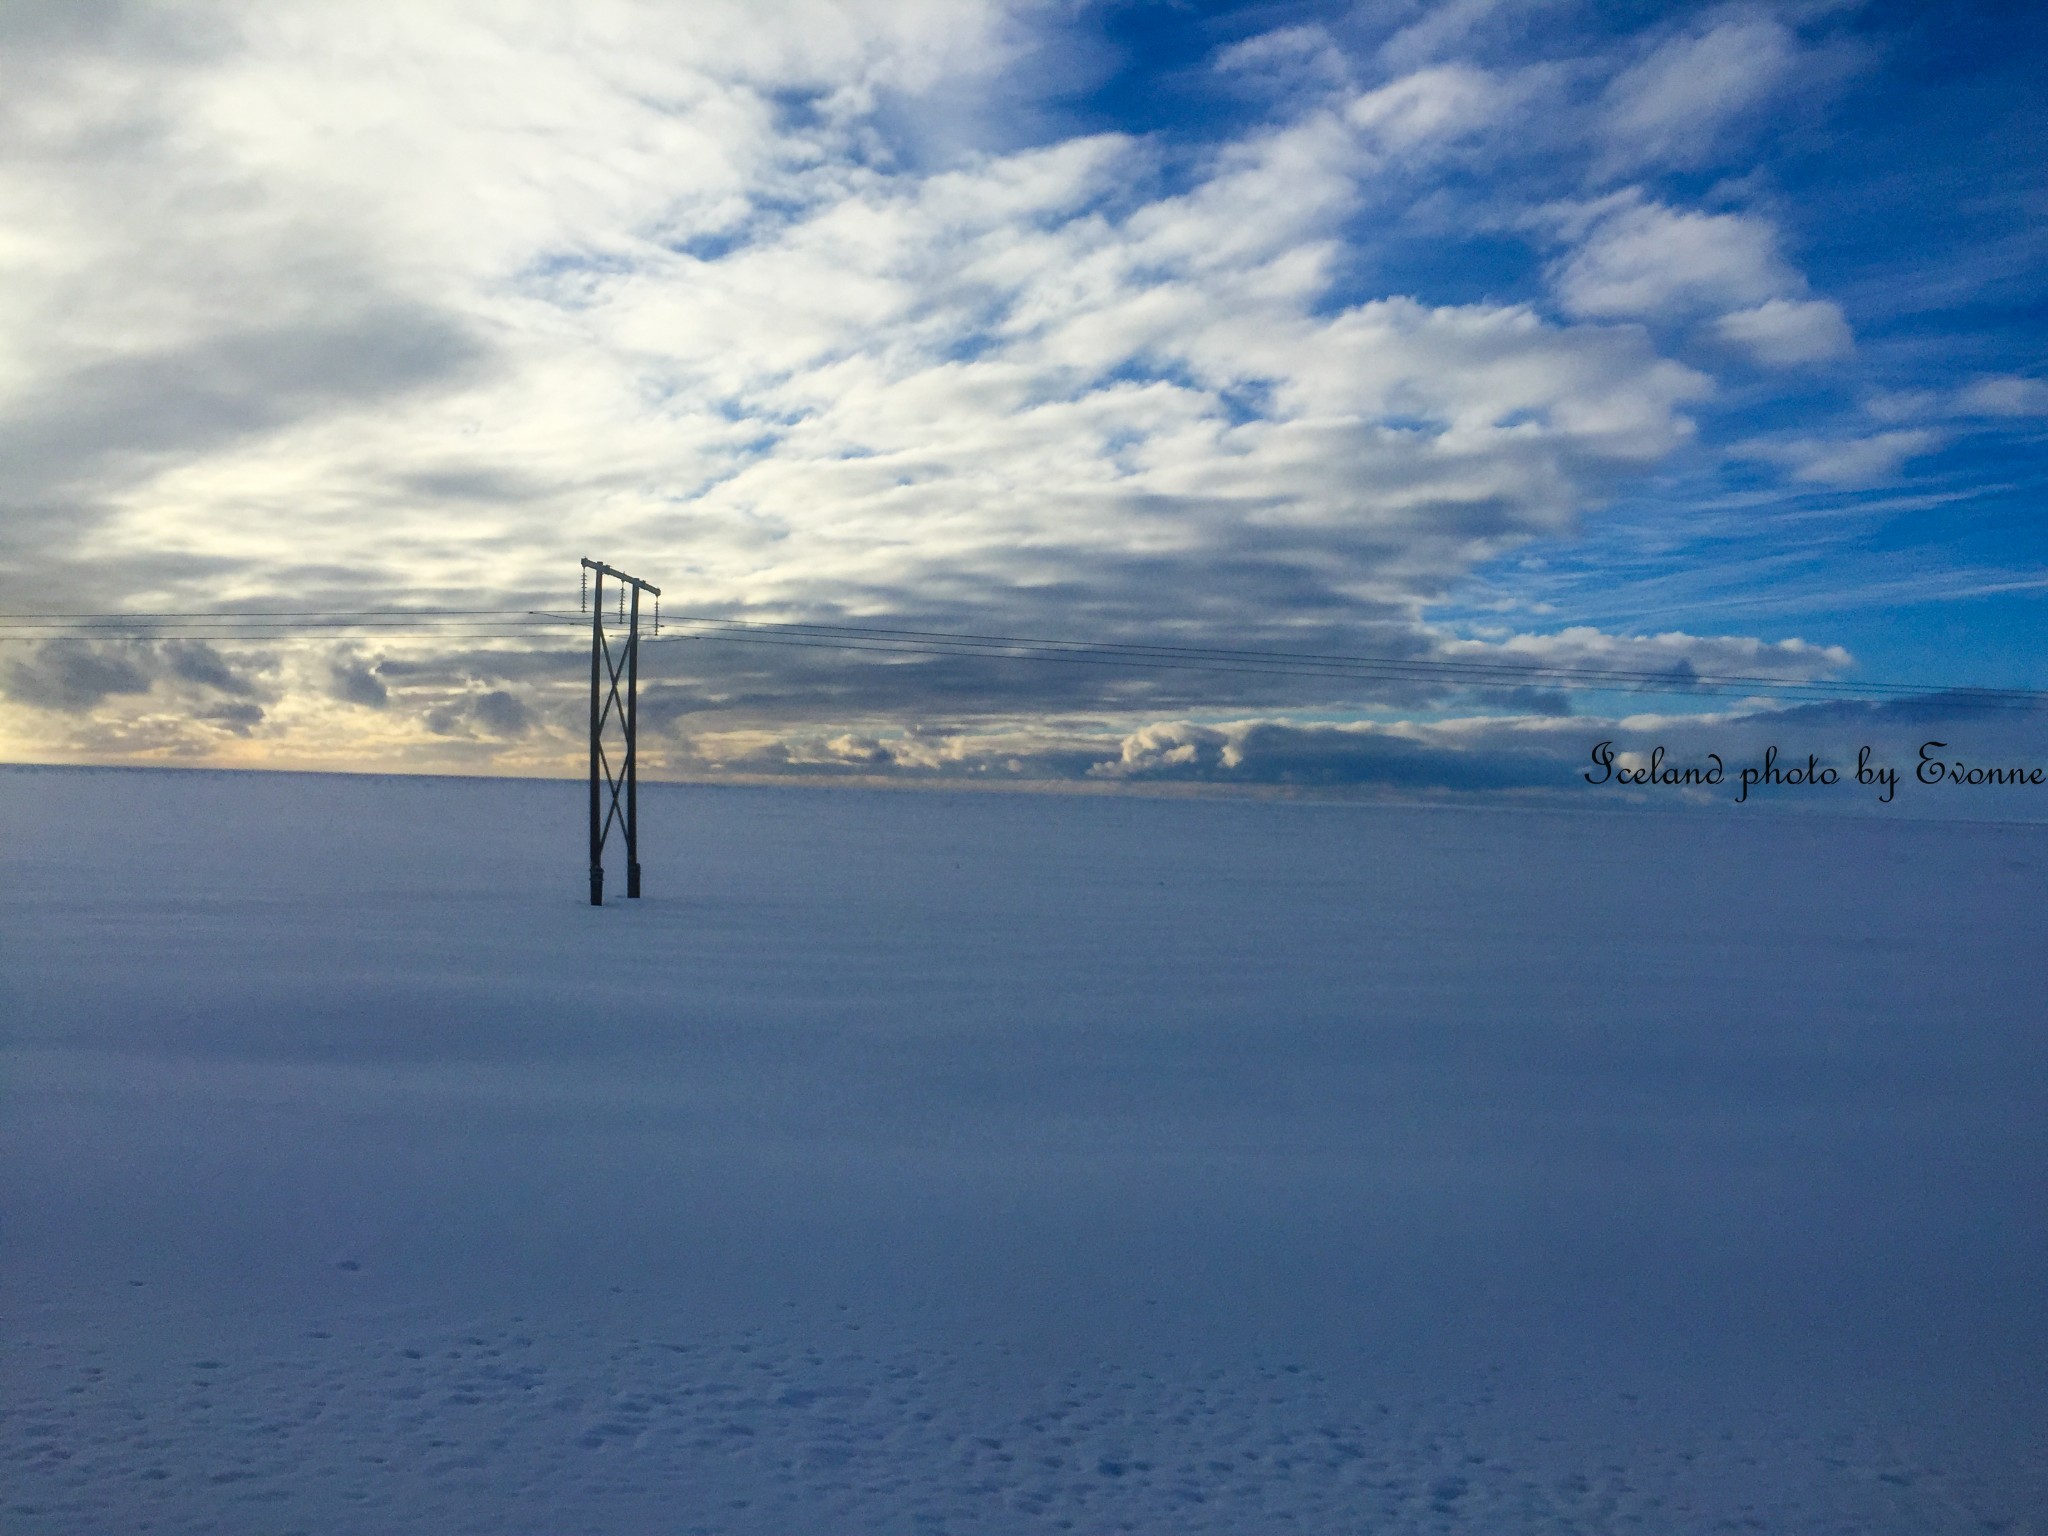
[1, 1, 2040, 783]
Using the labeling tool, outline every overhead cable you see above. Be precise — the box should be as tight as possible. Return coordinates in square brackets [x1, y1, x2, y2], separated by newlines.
[1, 608, 2041, 709]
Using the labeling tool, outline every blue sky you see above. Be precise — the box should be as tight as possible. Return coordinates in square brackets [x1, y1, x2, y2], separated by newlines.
[1068, 1, 2048, 678]
[0, 0, 2043, 791]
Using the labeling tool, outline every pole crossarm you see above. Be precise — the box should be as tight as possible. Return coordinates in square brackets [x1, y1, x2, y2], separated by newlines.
[582, 557, 660, 906]
[580, 557, 661, 597]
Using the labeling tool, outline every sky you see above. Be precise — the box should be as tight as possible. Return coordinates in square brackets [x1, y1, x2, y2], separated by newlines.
[1, 0, 2044, 797]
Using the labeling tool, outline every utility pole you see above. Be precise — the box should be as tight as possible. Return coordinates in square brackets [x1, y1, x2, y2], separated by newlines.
[580, 558, 661, 906]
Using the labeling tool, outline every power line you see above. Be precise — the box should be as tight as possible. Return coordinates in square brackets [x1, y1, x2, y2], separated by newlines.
[627, 614, 2048, 708]
[0, 609, 547, 618]
[2, 607, 2043, 708]
[635, 616, 1888, 694]
[641, 627, 2046, 709]
[0, 612, 561, 631]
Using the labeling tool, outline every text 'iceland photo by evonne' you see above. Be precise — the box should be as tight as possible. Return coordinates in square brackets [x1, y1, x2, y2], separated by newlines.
[2, 3, 2045, 1533]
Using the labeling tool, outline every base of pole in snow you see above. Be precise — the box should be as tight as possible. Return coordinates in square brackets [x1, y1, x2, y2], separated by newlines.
[590, 865, 604, 907]
[627, 861, 642, 899]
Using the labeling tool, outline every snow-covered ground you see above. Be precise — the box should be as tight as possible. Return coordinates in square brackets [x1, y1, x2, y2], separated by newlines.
[3, 765, 2044, 1534]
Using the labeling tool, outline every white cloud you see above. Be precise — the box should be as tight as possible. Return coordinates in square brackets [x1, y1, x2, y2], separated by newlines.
[1214, 25, 1350, 95]
[1347, 64, 1506, 152]
[1862, 389, 1941, 423]
[0, 2, 1876, 773]
[1, 14, 1713, 623]
[1547, 195, 1795, 321]
[1378, 0, 1515, 73]
[1713, 297, 1853, 366]
[1738, 430, 1944, 488]
[1598, 14, 1797, 175]
[1440, 625, 1852, 680]
[1085, 717, 1562, 790]
[1544, 194, 1856, 374]
[1957, 375, 2048, 417]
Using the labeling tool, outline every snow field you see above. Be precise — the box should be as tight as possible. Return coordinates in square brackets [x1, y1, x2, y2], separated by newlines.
[3, 767, 2044, 1532]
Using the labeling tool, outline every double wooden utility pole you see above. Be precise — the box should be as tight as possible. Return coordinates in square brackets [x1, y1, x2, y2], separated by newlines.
[581, 557, 660, 906]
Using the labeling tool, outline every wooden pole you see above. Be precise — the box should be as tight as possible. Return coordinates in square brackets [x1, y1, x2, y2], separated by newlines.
[588, 566, 605, 906]
[626, 581, 641, 898]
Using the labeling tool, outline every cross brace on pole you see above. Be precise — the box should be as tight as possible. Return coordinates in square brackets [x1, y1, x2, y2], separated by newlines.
[581, 558, 661, 906]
